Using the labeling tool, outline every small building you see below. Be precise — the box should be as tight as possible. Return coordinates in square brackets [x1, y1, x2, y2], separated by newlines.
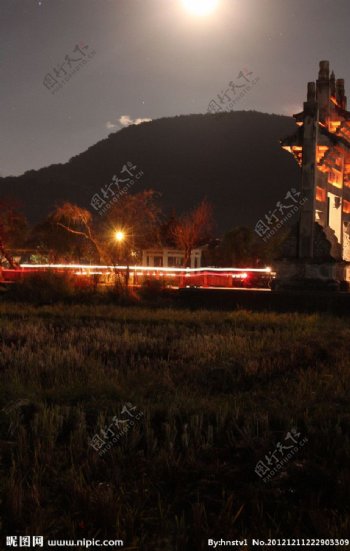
[141, 247, 203, 269]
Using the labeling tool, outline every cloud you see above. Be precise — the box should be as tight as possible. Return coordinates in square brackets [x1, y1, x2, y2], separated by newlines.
[106, 116, 152, 131]
[119, 115, 152, 127]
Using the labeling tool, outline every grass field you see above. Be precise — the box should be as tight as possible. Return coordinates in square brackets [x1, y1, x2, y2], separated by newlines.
[0, 303, 350, 550]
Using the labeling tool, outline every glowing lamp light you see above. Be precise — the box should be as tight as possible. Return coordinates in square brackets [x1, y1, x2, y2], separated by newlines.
[115, 231, 125, 243]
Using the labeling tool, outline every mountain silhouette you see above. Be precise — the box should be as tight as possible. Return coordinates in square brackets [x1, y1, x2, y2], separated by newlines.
[0, 111, 300, 233]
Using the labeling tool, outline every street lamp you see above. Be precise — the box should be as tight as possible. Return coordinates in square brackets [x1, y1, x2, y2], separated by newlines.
[114, 230, 125, 267]
[114, 229, 130, 286]
[115, 230, 125, 243]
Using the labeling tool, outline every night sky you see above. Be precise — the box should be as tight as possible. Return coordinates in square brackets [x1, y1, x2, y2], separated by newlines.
[1, 0, 350, 177]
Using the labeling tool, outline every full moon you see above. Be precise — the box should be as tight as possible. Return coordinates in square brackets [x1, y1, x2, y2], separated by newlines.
[182, 0, 219, 17]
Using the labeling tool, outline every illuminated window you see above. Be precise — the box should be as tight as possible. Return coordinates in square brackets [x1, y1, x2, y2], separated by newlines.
[316, 186, 326, 202]
[328, 169, 343, 189]
[316, 146, 329, 163]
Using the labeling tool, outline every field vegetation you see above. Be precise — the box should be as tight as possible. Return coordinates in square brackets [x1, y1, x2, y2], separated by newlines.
[0, 302, 349, 549]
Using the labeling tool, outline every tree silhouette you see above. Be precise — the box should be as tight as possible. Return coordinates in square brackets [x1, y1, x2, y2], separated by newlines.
[0, 200, 27, 268]
[172, 200, 213, 267]
[52, 203, 105, 262]
[52, 191, 162, 272]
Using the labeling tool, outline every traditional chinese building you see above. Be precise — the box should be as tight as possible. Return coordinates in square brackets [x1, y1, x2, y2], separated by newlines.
[281, 60, 350, 262]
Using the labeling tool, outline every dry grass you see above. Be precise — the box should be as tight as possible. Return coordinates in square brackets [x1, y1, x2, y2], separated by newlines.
[0, 303, 350, 550]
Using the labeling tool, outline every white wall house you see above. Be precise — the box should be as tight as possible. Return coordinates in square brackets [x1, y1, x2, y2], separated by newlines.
[141, 248, 203, 269]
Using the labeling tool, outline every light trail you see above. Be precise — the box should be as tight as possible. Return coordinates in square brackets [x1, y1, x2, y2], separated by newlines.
[19, 264, 273, 274]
